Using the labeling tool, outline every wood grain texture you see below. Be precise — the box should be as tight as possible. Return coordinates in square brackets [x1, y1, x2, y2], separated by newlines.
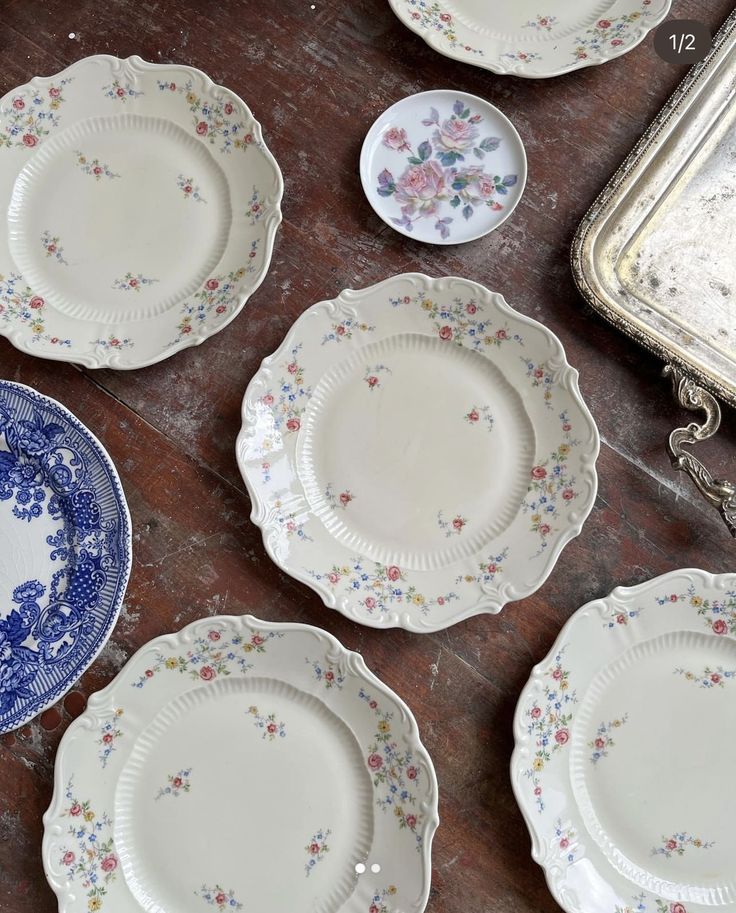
[0, 1, 734, 911]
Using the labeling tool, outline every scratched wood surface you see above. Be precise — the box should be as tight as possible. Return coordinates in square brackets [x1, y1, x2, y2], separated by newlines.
[1, 1, 735, 910]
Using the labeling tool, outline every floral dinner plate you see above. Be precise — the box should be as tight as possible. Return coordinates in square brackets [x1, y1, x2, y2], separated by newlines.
[0, 55, 283, 369]
[0, 381, 131, 733]
[360, 91, 526, 245]
[43, 614, 438, 913]
[388, 0, 672, 78]
[236, 274, 599, 632]
[512, 569, 736, 913]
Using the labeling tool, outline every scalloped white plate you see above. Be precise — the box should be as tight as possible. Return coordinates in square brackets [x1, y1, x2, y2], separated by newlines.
[236, 274, 599, 632]
[512, 569, 736, 913]
[43, 615, 438, 913]
[0, 55, 282, 369]
[388, 0, 671, 78]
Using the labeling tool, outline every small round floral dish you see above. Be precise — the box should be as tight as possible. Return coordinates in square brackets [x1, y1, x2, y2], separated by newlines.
[360, 91, 526, 245]
[0, 381, 131, 733]
[512, 568, 736, 913]
[236, 273, 599, 633]
[0, 54, 283, 369]
[43, 614, 438, 913]
[388, 0, 672, 78]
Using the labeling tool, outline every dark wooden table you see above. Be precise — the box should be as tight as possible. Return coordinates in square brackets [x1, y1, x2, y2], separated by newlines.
[1, 1, 734, 910]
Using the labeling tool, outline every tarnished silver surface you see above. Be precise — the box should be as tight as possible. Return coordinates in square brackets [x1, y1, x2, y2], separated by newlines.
[572, 9, 736, 533]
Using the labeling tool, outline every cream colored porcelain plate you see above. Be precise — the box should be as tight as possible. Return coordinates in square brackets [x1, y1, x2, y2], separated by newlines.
[43, 615, 438, 913]
[388, 0, 671, 78]
[0, 55, 282, 369]
[512, 569, 736, 913]
[236, 274, 599, 632]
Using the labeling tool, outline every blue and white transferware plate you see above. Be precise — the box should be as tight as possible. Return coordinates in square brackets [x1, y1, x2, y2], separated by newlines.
[0, 380, 131, 732]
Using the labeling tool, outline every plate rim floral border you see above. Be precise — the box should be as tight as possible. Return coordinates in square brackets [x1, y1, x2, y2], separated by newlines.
[0, 53, 284, 370]
[359, 89, 528, 245]
[236, 272, 600, 633]
[0, 379, 132, 733]
[510, 567, 736, 913]
[387, 0, 673, 79]
[42, 612, 440, 913]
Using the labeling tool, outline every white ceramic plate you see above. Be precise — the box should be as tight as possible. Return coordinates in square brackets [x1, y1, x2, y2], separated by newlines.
[360, 90, 526, 245]
[0, 380, 131, 733]
[236, 274, 599, 633]
[512, 568, 736, 913]
[43, 614, 438, 913]
[0, 55, 283, 369]
[388, 0, 672, 78]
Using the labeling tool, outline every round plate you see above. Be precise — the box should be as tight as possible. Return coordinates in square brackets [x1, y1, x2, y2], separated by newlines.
[43, 615, 438, 913]
[512, 568, 736, 913]
[236, 273, 599, 632]
[360, 90, 526, 245]
[0, 54, 283, 369]
[388, 0, 672, 78]
[0, 380, 131, 733]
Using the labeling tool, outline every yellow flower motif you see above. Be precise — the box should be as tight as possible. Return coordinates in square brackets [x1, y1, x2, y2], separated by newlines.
[685, 672, 694, 680]
[693, 838, 702, 847]
[532, 513, 541, 524]
[248, 705, 258, 715]
[532, 758, 544, 771]
[377, 720, 390, 734]
[50, 100, 60, 109]
[83, 810, 95, 822]
[78, 156, 86, 164]
[387, 886, 397, 895]
[186, 91, 197, 105]
[393, 806, 403, 817]
[412, 594, 425, 606]
[31, 322, 43, 334]
[421, 299, 432, 310]
[560, 680, 568, 691]
[165, 658, 177, 669]
[235, 268, 246, 279]
[691, 596, 703, 606]
[243, 644, 253, 653]
[464, 575, 474, 582]
[630, 11, 641, 19]
[88, 899, 102, 912]
[559, 444, 570, 456]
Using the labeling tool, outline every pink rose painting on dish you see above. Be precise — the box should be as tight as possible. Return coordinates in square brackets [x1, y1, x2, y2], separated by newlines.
[376, 98, 517, 240]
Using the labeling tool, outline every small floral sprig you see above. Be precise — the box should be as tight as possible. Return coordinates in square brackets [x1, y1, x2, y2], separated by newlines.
[369, 885, 399, 913]
[102, 80, 143, 102]
[603, 605, 644, 628]
[245, 185, 263, 223]
[40, 230, 68, 265]
[0, 78, 72, 149]
[324, 483, 355, 510]
[651, 833, 714, 859]
[455, 548, 508, 588]
[93, 335, 134, 351]
[177, 174, 207, 203]
[437, 510, 467, 537]
[464, 404, 494, 431]
[572, 5, 653, 62]
[157, 79, 257, 153]
[589, 715, 628, 764]
[256, 343, 311, 448]
[247, 705, 286, 741]
[97, 709, 123, 768]
[615, 894, 688, 913]
[363, 364, 391, 390]
[74, 150, 120, 181]
[304, 828, 331, 876]
[0, 273, 48, 338]
[553, 818, 577, 864]
[675, 665, 736, 688]
[174, 262, 254, 341]
[524, 359, 555, 408]
[306, 657, 345, 689]
[321, 316, 375, 345]
[502, 50, 543, 64]
[112, 272, 158, 292]
[195, 884, 243, 910]
[524, 14, 557, 31]
[155, 768, 192, 799]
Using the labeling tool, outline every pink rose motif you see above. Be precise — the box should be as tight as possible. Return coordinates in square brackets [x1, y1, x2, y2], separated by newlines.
[309, 842, 320, 855]
[173, 777, 183, 788]
[29, 296, 44, 309]
[215, 893, 227, 906]
[671, 904, 687, 913]
[93, 166, 102, 175]
[405, 814, 417, 829]
[370, 905, 380, 913]
[563, 423, 572, 432]
[70, 803, 82, 816]
[128, 278, 138, 288]
[534, 786, 542, 796]
[262, 394, 274, 406]
[208, 630, 221, 641]
[62, 851, 75, 865]
[491, 202, 504, 211]
[47, 243, 56, 253]
[562, 489, 575, 501]
[325, 671, 335, 681]
[713, 619, 727, 635]
[667, 839, 678, 851]
[287, 362, 297, 373]
[438, 325, 453, 341]
[215, 305, 226, 314]
[286, 417, 300, 432]
[286, 521, 295, 532]
[110, 339, 120, 347]
[251, 203, 260, 212]
[531, 466, 547, 480]
[437, 596, 445, 605]
[328, 572, 340, 585]
[466, 302, 477, 314]
[395, 159, 448, 214]
[369, 700, 377, 709]
[403, 296, 411, 304]
[101, 854, 117, 872]
[196, 121, 208, 136]
[452, 516, 464, 530]
[594, 738, 605, 749]
[12, 97, 24, 110]
[611, 38, 623, 46]
[387, 565, 401, 582]
[116, 87, 125, 97]
[411, 10, 420, 18]
[244, 133, 254, 145]
[495, 328, 508, 340]
[205, 278, 219, 290]
[598, 19, 611, 28]
[199, 665, 216, 680]
[616, 614, 626, 624]
[183, 184, 193, 193]
[169, 82, 176, 90]
[145, 669, 154, 678]
[336, 324, 345, 335]
[434, 117, 479, 153]
[670, 594, 678, 602]
[382, 126, 411, 152]
[439, 11, 451, 21]
[49, 87, 61, 98]
[182, 325, 192, 334]
[559, 837, 569, 849]
[461, 167, 498, 201]
[539, 523, 551, 536]
[552, 668, 562, 680]
[467, 409, 479, 422]
[534, 368, 544, 379]
[539, 17, 548, 26]
[711, 673, 721, 684]
[407, 766, 418, 780]
[339, 491, 352, 506]
[267, 722, 277, 734]
[249, 249, 256, 258]
[487, 563, 497, 574]
[530, 706, 541, 719]
[364, 596, 376, 609]
[555, 728, 569, 746]
[251, 634, 265, 646]
[366, 375, 379, 387]
[102, 733, 113, 744]
[23, 133, 38, 148]
[367, 753, 383, 770]
[224, 102, 234, 115]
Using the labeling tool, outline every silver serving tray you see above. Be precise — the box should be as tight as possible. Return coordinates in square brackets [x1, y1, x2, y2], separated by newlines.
[573, 9, 736, 536]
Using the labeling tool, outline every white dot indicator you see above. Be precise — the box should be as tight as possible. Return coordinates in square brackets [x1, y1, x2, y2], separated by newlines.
[371, 863, 381, 874]
[355, 862, 366, 874]
[68, 32, 76, 39]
